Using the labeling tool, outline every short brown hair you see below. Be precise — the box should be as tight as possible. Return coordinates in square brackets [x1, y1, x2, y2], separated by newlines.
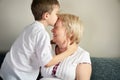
[58, 13, 84, 44]
[31, 0, 60, 20]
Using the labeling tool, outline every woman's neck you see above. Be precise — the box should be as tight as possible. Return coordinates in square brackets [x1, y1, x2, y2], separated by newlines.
[55, 45, 67, 55]
[55, 41, 68, 55]
[58, 46, 67, 52]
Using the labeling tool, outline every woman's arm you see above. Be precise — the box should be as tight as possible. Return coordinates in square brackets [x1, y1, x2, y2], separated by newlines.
[76, 63, 92, 80]
[45, 42, 78, 67]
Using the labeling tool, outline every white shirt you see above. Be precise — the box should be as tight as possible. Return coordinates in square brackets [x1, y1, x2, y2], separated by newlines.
[0, 21, 53, 80]
[41, 45, 91, 80]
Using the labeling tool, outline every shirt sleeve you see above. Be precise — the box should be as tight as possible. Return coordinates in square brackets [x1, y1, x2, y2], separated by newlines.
[35, 30, 53, 66]
[79, 51, 91, 64]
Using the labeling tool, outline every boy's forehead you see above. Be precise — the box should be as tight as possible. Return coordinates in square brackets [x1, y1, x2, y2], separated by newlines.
[53, 5, 60, 10]
[53, 4, 60, 8]
[51, 5, 60, 15]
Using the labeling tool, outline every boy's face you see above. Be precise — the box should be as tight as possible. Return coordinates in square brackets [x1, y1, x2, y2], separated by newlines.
[47, 5, 59, 26]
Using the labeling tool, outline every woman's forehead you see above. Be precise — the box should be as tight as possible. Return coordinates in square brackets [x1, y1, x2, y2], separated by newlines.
[55, 19, 63, 27]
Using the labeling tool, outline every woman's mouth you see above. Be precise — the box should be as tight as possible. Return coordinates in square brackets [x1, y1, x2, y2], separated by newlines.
[53, 33, 57, 37]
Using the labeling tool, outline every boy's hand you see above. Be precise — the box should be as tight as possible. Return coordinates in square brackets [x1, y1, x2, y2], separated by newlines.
[67, 42, 78, 56]
[45, 42, 78, 67]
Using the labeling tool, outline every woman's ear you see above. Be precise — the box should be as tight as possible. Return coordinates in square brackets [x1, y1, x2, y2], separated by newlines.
[69, 33, 74, 44]
[42, 12, 50, 20]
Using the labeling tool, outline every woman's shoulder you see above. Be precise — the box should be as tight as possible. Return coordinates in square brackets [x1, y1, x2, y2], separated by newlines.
[76, 46, 91, 58]
[77, 46, 91, 63]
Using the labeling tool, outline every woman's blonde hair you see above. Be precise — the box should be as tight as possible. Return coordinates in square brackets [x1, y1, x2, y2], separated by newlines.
[58, 13, 83, 44]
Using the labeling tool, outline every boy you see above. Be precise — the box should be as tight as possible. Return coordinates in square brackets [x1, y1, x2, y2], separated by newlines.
[0, 0, 77, 80]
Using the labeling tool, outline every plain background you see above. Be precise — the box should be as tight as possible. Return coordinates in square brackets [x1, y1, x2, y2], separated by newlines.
[0, 0, 120, 57]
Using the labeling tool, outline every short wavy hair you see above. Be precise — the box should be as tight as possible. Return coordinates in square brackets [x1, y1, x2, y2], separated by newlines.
[57, 13, 84, 44]
[31, 0, 60, 20]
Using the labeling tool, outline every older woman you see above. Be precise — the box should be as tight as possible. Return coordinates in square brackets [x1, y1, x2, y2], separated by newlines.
[40, 13, 92, 80]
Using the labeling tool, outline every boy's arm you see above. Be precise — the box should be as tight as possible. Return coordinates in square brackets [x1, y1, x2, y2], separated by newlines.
[45, 42, 78, 67]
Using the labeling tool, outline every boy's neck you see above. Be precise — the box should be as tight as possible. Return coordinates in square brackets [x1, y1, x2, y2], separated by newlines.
[38, 20, 48, 27]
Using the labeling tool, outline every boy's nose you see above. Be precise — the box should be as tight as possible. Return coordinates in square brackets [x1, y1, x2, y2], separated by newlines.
[51, 28, 54, 32]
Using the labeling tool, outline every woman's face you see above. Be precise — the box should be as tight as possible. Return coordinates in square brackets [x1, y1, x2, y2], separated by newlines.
[52, 19, 67, 45]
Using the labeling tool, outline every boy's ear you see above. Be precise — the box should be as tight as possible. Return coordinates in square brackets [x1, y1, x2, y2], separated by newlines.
[42, 12, 50, 20]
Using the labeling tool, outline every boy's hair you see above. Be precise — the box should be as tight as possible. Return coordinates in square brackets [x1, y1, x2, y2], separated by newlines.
[58, 13, 84, 44]
[31, 0, 60, 20]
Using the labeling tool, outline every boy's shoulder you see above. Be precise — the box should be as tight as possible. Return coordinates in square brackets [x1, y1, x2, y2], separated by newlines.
[24, 21, 45, 33]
